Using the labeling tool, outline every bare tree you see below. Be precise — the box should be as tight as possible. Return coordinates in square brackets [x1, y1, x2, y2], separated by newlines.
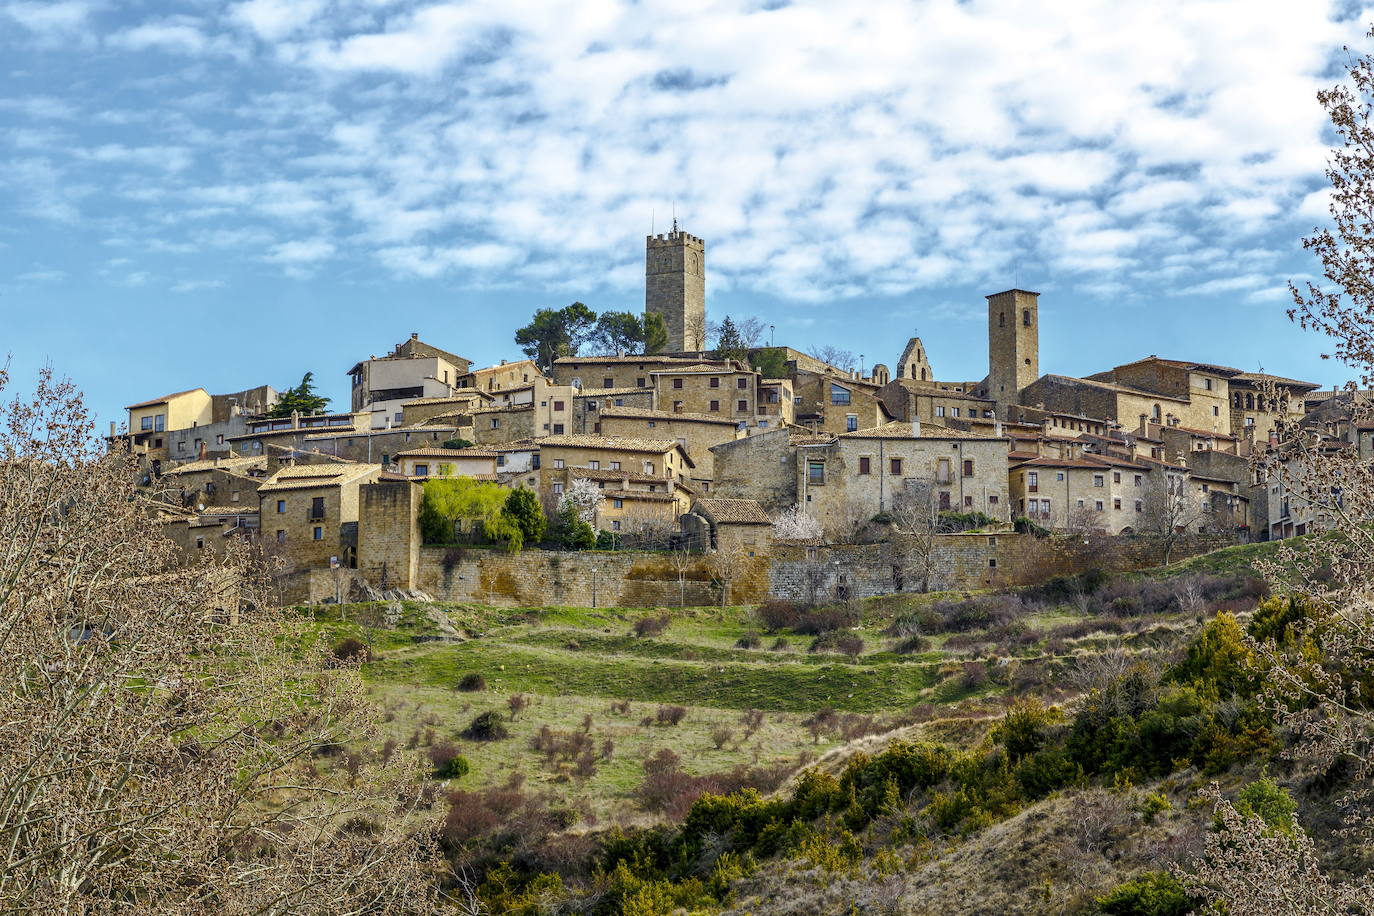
[807, 345, 857, 373]
[0, 368, 440, 913]
[709, 543, 752, 607]
[1181, 36, 1374, 912]
[891, 481, 938, 593]
[667, 546, 699, 608]
[1138, 475, 1206, 564]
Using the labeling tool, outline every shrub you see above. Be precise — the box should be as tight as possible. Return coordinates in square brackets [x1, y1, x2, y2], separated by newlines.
[442, 438, 475, 450]
[960, 660, 989, 689]
[507, 693, 529, 719]
[740, 708, 765, 733]
[793, 603, 862, 635]
[331, 637, 370, 664]
[462, 711, 509, 742]
[1138, 792, 1171, 824]
[609, 698, 632, 715]
[1095, 871, 1198, 915]
[809, 631, 864, 659]
[735, 631, 762, 650]
[655, 705, 688, 727]
[632, 614, 671, 638]
[456, 672, 486, 692]
[430, 742, 470, 780]
[895, 634, 931, 654]
[1236, 777, 1297, 834]
[710, 727, 734, 749]
[756, 599, 804, 632]
[770, 637, 790, 651]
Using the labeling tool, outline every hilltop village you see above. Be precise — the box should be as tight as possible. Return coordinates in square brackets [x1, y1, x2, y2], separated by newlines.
[112, 226, 1358, 604]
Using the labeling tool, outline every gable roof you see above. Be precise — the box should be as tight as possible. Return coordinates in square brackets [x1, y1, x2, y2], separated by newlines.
[837, 420, 1005, 441]
[695, 497, 771, 525]
[257, 462, 380, 493]
[599, 406, 741, 426]
[125, 388, 208, 410]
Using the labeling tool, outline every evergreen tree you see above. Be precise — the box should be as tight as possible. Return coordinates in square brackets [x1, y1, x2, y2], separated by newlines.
[713, 316, 749, 363]
[591, 311, 647, 354]
[514, 302, 597, 372]
[503, 487, 547, 545]
[267, 372, 330, 418]
[643, 312, 669, 355]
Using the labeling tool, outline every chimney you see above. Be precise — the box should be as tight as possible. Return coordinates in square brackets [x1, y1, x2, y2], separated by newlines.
[410, 332, 418, 340]
[912, 419, 921, 438]
[994, 420, 1003, 438]
[109, 421, 116, 437]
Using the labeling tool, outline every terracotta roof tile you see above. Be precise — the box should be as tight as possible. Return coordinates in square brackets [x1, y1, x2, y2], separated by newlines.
[695, 498, 771, 524]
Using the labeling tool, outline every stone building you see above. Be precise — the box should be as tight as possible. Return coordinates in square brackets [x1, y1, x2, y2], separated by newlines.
[651, 363, 759, 419]
[163, 506, 259, 560]
[460, 358, 540, 394]
[400, 391, 493, 427]
[160, 454, 269, 510]
[1010, 455, 1162, 534]
[796, 421, 1011, 536]
[572, 387, 659, 434]
[596, 407, 744, 488]
[986, 289, 1040, 417]
[1227, 371, 1320, 442]
[646, 224, 706, 352]
[391, 447, 500, 480]
[348, 334, 471, 429]
[682, 498, 773, 553]
[709, 426, 810, 512]
[791, 368, 890, 435]
[895, 337, 935, 382]
[551, 354, 727, 390]
[228, 410, 371, 455]
[118, 385, 275, 461]
[536, 435, 694, 511]
[300, 424, 463, 465]
[257, 462, 382, 570]
[879, 378, 996, 425]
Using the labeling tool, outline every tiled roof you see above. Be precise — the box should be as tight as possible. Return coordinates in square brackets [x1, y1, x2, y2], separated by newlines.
[569, 467, 673, 485]
[196, 506, 259, 516]
[574, 387, 653, 397]
[540, 435, 680, 453]
[695, 497, 771, 524]
[599, 406, 740, 425]
[257, 463, 380, 493]
[403, 393, 494, 405]
[837, 420, 1003, 441]
[603, 490, 679, 502]
[394, 447, 501, 459]
[555, 355, 724, 366]
[649, 364, 740, 374]
[469, 404, 532, 414]
[1113, 356, 1244, 376]
[125, 388, 207, 410]
[301, 424, 458, 441]
[1040, 374, 1190, 403]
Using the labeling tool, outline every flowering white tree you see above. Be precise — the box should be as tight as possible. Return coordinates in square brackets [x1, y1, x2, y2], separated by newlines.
[772, 504, 823, 541]
[558, 476, 603, 526]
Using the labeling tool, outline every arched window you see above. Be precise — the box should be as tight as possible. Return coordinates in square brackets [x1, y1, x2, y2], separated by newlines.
[998, 312, 1005, 327]
[920, 368, 927, 381]
[1245, 393, 1254, 409]
[1152, 404, 1162, 421]
[1022, 309, 1032, 327]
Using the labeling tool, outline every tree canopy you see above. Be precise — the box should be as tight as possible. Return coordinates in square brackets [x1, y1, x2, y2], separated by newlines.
[267, 372, 330, 418]
[419, 477, 523, 550]
[514, 303, 597, 372]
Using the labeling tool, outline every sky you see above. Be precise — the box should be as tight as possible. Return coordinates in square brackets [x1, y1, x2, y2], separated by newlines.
[2, 0, 1371, 429]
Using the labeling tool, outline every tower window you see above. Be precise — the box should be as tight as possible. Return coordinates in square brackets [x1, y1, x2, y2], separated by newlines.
[1022, 309, 1031, 326]
[998, 312, 1005, 327]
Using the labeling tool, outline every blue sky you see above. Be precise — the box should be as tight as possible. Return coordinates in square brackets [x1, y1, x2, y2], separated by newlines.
[2, 0, 1370, 428]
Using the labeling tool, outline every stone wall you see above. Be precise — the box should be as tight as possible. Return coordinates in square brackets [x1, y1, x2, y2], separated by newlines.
[357, 480, 421, 590]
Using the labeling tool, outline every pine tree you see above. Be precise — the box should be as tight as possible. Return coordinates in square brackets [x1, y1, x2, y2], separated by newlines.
[267, 372, 330, 418]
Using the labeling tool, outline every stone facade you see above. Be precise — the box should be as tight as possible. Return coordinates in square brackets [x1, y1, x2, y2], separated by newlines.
[552, 355, 724, 390]
[258, 463, 381, 570]
[895, 337, 935, 382]
[792, 369, 889, 435]
[301, 425, 460, 465]
[987, 289, 1040, 416]
[652, 364, 758, 419]
[797, 422, 1011, 535]
[357, 479, 422, 590]
[597, 408, 743, 486]
[709, 426, 802, 512]
[646, 228, 706, 352]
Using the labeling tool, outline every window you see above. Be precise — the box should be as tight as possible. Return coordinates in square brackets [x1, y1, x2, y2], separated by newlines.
[1134, 474, 1142, 486]
[710, 377, 720, 388]
[610, 461, 620, 470]
[1095, 499, 1104, 511]
[310, 496, 325, 519]
[154, 415, 164, 431]
[673, 401, 684, 413]
[603, 378, 613, 388]
[1113, 472, 1121, 484]
[794, 396, 803, 405]
[140, 416, 153, 431]
[415, 464, 429, 476]
[1113, 498, 1122, 510]
[644, 461, 656, 475]
[737, 377, 748, 389]
[858, 456, 871, 475]
[1204, 377, 1214, 390]
[672, 378, 683, 389]
[1135, 499, 1144, 512]
[613, 498, 623, 509]
[990, 494, 999, 504]
[553, 458, 564, 469]
[276, 530, 286, 544]
[552, 482, 563, 495]
[1093, 474, 1105, 487]
[710, 400, 720, 412]
[962, 459, 974, 477]
[998, 312, 1005, 327]
[847, 415, 858, 431]
[964, 495, 974, 507]
[737, 400, 748, 412]
[394, 412, 403, 424]
[1027, 471, 1038, 489]
[552, 423, 565, 434]
[216, 434, 224, 445]
[1056, 472, 1065, 482]
[636, 377, 645, 387]
[195, 537, 204, 550]
[611, 520, 621, 531]
[553, 400, 565, 411]
[808, 461, 825, 484]
[830, 384, 851, 405]
[889, 457, 902, 476]
[490, 418, 500, 429]
[1022, 309, 1031, 326]
[496, 455, 506, 467]
[313, 526, 323, 540]
[935, 406, 946, 417]
[615, 398, 625, 406]
[952, 407, 961, 417]
[276, 499, 286, 514]
[937, 458, 952, 484]
[1213, 405, 1220, 416]
[1076, 499, 1085, 508]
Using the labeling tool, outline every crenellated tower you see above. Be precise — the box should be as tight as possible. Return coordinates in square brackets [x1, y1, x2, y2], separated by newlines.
[645, 222, 706, 352]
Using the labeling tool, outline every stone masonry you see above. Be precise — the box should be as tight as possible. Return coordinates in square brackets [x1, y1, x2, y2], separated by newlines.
[646, 227, 706, 352]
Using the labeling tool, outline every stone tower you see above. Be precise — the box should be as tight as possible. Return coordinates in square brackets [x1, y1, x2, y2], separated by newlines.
[986, 289, 1039, 415]
[896, 337, 934, 383]
[645, 222, 706, 353]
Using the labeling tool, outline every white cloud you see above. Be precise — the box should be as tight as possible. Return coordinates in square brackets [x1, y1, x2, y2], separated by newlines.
[3, 1, 94, 36]
[231, 0, 325, 41]
[267, 238, 336, 263]
[171, 278, 226, 292]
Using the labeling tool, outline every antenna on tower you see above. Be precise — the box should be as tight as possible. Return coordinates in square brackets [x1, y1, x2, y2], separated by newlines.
[672, 201, 677, 233]
[651, 208, 655, 235]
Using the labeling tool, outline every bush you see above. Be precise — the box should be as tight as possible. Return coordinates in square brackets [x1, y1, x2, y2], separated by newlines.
[633, 614, 671, 638]
[1236, 777, 1296, 834]
[442, 438, 475, 450]
[794, 603, 862, 635]
[809, 632, 864, 659]
[456, 672, 486, 692]
[710, 727, 734, 749]
[655, 705, 688, 727]
[430, 742, 470, 779]
[894, 634, 931, 654]
[960, 660, 989, 689]
[331, 637, 370, 664]
[735, 631, 762, 650]
[1095, 871, 1198, 915]
[463, 711, 509, 742]
[756, 599, 804, 632]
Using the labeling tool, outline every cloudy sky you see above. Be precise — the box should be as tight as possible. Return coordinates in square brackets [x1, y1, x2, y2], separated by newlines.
[1, 0, 1369, 425]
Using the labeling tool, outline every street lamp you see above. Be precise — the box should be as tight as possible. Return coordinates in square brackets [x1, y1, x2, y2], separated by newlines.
[769, 325, 775, 347]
